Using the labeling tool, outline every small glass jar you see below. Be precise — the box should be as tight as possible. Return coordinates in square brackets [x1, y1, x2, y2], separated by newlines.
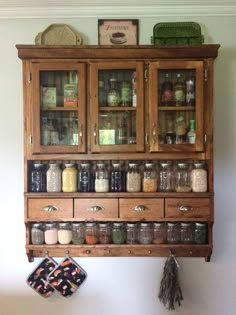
[167, 222, 180, 244]
[95, 162, 109, 192]
[142, 162, 158, 192]
[159, 162, 174, 192]
[153, 222, 167, 244]
[112, 222, 126, 244]
[72, 222, 85, 244]
[31, 223, 44, 245]
[85, 222, 98, 244]
[98, 222, 112, 244]
[126, 222, 138, 244]
[194, 222, 208, 244]
[110, 161, 126, 192]
[175, 162, 191, 192]
[78, 162, 92, 192]
[126, 162, 141, 192]
[58, 222, 72, 245]
[138, 222, 152, 244]
[180, 222, 194, 244]
[191, 162, 208, 192]
[30, 162, 46, 192]
[44, 222, 58, 245]
[62, 163, 77, 192]
[107, 78, 120, 107]
[46, 162, 62, 192]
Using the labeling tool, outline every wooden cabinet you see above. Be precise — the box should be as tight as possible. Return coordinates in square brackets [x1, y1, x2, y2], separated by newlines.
[17, 44, 219, 262]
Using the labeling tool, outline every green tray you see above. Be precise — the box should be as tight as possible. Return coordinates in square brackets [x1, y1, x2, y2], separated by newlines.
[151, 22, 204, 45]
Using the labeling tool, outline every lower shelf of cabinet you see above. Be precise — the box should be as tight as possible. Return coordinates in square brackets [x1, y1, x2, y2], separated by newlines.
[26, 244, 212, 262]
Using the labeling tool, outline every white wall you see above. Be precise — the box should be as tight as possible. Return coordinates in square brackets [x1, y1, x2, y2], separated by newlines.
[0, 11, 235, 315]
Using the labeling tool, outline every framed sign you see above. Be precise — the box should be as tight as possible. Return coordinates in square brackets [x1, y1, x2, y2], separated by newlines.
[98, 19, 139, 45]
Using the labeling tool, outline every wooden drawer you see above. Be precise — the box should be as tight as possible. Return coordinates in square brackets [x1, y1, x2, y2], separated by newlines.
[165, 198, 211, 219]
[28, 198, 73, 220]
[74, 198, 118, 219]
[119, 198, 164, 221]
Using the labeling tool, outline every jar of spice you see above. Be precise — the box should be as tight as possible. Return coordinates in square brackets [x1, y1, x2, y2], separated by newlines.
[62, 163, 77, 192]
[153, 222, 167, 244]
[30, 162, 46, 192]
[98, 222, 112, 244]
[85, 222, 98, 245]
[31, 223, 44, 245]
[138, 222, 152, 244]
[126, 162, 141, 192]
[167, 222, 180, 244]
[72, 222, 85, 244]
[142, 162, 158, 192]
[58, 222, 72, 245]
[95, 162, 109, 192]
[191, 162, 208, 192]
[120, 80, 132, 106]
[78, 162, 92, 192]
[180, 222, 194, 244]
[44, 222, 58, 245]
[175, 162, 191, 192]
[110, 161, 125, 192]
[112, 222, 126, 244]
[46, 162, 62, 192]
[194, 222, 207, 244]
[126, 222, 138, 244]
[107, 78, 120, 106]
[159, 161, 174, 192]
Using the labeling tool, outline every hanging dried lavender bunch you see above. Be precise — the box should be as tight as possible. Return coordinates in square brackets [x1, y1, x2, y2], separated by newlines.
[158, 252, 183, 310]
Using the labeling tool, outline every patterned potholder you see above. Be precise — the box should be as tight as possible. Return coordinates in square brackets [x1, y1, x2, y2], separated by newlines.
[27, 255, 58, 298]
[47, 256, 87, 297]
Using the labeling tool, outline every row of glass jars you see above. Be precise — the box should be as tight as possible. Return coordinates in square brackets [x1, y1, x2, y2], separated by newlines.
[30, 221, 208, 246]
[29, 160, 208, 193]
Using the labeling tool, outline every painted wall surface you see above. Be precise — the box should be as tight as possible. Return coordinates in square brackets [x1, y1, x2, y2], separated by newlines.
[0, 12, 235, 315]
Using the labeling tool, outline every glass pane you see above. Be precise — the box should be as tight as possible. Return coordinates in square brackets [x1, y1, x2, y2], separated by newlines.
[158, 69, 196, 145]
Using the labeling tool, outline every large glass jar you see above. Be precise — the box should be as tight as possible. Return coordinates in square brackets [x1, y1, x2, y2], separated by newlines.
[46, 162, 62, 192]
[30, 162, 46, 192]
[159, 161, 174, 192]
[167, 222, 180, 244]
[138, 222, 152, 244]
[153, 222, 167, 244]
[58, 222, 72, 245]
[85, 222, 98, 245]
[175, 162, 191, 192]
[126, 222, 138, 244]
[112, 222, 126, 244]
[72, 222, 85, 244]
[191, 162, 208, 192]
[31, 223, 44, 245]
[194, 222, 207, 244]
[142, 162, 158, 192]
[107, 78, 120, 107]
[62, 163, 77, 192]
[44, 222, 58, 245]
[98, 222, 112, 244]
[180, 222, 194, 244]
[110, 161, 126, 192]
[78, 162, 92, 192]
[126, 162, 141, 192]
[95, 162, 109, 192]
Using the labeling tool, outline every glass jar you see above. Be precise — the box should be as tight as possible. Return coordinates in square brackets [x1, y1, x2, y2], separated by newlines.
[116, 119, 128, 144]
[161, 73, 174, 106]
[126, 222, 138, 244]
[175, 162, 191, 192]
[191, 162, 208, 192]
[110, 161, 125, 192]
[175, 116, 186, 144]
[126, 162, 141, 192]
[120, 80, 132, 106]
[153, 222, 167, 244]
[167, 222, 180, 244]
[194, 222, 207, 244]
[112, 222, 126, 244]
[31, 223, 44, 245]
[138, 222, 152, 244]
[174, 73, 185, 106]
[185, 76, 195, 106]
[78, 162, 92, 192]
[180, 222, 194, 244]
[72, 222, 85, 244]
[98, 222, 112, 244]
[46, 162, 62, 192]
[30, 162, 46, 192]
[62, 163, 77, 192]
[142, 162, 158, 192]
[107, 78, 120, 106]
[58, 222, 72, 245]
[95, 162, 109, 192]
[85, 222, 98, 244]
[159, 162, 174, 192]
[44, 222, 58, 245]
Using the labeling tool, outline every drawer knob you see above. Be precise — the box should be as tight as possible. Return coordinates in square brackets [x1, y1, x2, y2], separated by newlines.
[88, 205, 104, 211]
[41, 205, 58, 212]
[133, 205, 146, 211]
[178, 205, 193, 212]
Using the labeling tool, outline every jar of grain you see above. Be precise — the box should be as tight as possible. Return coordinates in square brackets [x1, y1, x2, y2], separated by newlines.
[44, 222, 58, 245]
[85, 222, 98, 244]
[31, 223, 44, 245]
[153, 222, 167, 244]
[98, 222, 112, 244]
[191, 162, 207, 192]
[142, 162, 158, 192]
[62, 163, 77, 192]
[95, 162, 109, 192]
[175, 162, 191, 192]
[110, 161, 126, 192]
[46, 162, 62, 192]
[126, 162, 141, 192]
[58, 222, 72, 245]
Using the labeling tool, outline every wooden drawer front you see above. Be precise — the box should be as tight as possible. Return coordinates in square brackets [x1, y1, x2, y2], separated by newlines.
[28, 198, 73, 220]
[74, 198, 118, 219]
[165, 198, 211, 219]
[119, 198, 164, 220]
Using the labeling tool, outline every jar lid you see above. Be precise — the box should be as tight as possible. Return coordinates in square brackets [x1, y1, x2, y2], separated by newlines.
[167, 222, 179, 227]
[177, 162, 187, 168]
[181, 222, 192, 227]
[126, 222, 137, 227]
[109, 78, 117, 82]
[145, 162, 154, 167]
[153, 222, 165, 227]
[193, 162, 205, 168]
[72, 222, 84, 227]
[45, 222, 57, 227]
[195, 222, 207, 227]
[99, 222, 110, 227]
[58, 222, 71, 228]
[86, 222, 97, 227]
[140, 222, 150, 227]
[113, 222, 124, 227]
[32, 223, 44, 228]
[64, 163, 75, 167]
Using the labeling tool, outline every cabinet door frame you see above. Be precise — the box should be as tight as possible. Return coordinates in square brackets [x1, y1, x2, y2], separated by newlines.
[89, 61, 145, 153]
[149, 60, 204, 152]
[31, 62, 86, 154]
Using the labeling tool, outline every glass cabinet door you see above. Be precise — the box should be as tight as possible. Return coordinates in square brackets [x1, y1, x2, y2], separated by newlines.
[149, 61, 204, 152]
[90, 62, 144, 153]
[31, 63, 86, 153]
